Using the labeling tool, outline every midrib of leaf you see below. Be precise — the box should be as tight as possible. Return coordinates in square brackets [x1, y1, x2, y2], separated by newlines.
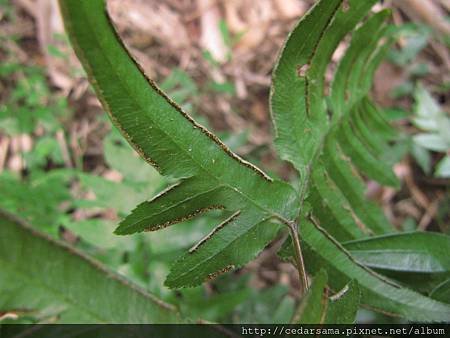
[128, 183, 223, 226]
[169, 219, 270, 284]
[74, 2, 292, 225]
[307, 216, 403, 288]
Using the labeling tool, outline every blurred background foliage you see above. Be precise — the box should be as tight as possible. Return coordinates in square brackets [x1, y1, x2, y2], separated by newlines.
[0, 0, 449, 323]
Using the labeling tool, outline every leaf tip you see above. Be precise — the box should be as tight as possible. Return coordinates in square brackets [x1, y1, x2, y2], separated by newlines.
[113, 224, 129, 236]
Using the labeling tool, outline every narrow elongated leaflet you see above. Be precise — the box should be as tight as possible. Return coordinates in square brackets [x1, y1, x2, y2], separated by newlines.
[270, 0, 342, 177]
[331, 10, 390, 120]
[271, 0, 398, 243]
[271, 0, 378, 179]
[308, 164, 368, 242]
[301, 220, 450, 322]
[321, 138, 394, 235]
[0, 210, 179, 323]
[309, 12, 399, 239]
[351, 106, 390, 156]
[279, 223, 450, 321]
[59, 0, 299, 288]
[344, 232, 450, 273]
[336, 115, 400, 187]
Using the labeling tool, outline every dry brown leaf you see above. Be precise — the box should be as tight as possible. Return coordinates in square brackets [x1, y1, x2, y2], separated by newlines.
[234, 0, 274, 52]
[0, 137, 10, 173]
[224, 0, 246, 34]
[109, 0, 189, 50]
[36, 0, 79, 92]
[198, 0, 228, 63]
[396, 0, 450, 36]
[273, 0, 306, 19]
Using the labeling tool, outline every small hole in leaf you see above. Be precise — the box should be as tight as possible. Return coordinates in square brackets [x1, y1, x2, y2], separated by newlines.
[342, 0, 350, 12]
[297, 63, 310, 77]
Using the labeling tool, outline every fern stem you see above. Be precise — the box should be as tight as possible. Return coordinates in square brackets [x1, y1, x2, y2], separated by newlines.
[287, 221, 309, 294]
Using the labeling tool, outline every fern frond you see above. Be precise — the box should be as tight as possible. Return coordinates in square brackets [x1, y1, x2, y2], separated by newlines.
[59, 0, 299, 288]
[271, 0, 450, 322]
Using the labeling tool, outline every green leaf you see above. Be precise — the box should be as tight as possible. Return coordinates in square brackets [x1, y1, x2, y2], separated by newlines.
[413, 133, 450, 152]
[270, 0, 341, 175]
[413, 84, 444, 131]
[430, 279, 450, 304]
[271, 0, 379, 178]
[308, 164, 368, 242]
[325, 280, 360, 324]
[327, 10, 400, 186]
[336, 114, 399, 187]
[375, 270, 450, 296]
[58, 0, 450, 323]
[270, 0, 398, 245]
[391, 82, 414, 99]
[103, 129, 164, 185]
[165, 220, 283, 288]
[321, 138, 394, 235]
[0, 170, 72, 234]
[62, 218, 132, 250]
[412, 85, 450, 170]
[359, 98, 397, 141]
[435, 156, 450, 178]
[344, 232, 450, 273]
[24, 136, 64, 169]
[234, 285, 294, 324]
[273, 297, 296, 324]
[331, 10, 391, 120]
[270, 8, 404, 321]
[59, 0, 298, 288]
[293, 270, 328, 324]
[300, 220, 450, 322]
[0, 209, 180, 323]
[76, 173, 155, 215]
[351, 106, 390, 157]
[411, 143, 432, 175]
[179, 287, 251, 322]
[388, 24, 430, 66]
